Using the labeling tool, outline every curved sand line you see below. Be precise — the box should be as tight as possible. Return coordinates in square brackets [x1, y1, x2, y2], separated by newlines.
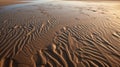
[0, 1, 120, 67]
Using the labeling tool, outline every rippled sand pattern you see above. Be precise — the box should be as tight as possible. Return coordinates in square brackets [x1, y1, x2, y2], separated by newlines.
[0, 1, 120, 67]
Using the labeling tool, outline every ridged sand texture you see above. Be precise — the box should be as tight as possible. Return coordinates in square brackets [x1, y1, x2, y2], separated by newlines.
[0, 1, 120, 67]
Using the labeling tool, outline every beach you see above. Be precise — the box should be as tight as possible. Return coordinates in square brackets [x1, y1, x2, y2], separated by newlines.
[0, 0, 120, 67]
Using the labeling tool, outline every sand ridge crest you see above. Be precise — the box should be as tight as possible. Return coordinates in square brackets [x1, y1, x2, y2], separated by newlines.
[0, 0, 120, 67]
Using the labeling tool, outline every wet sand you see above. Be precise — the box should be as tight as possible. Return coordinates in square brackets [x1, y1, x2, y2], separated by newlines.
[0, 0, 30, 6]
[0, 0, 120, 67]
[0, 0, 21, 6]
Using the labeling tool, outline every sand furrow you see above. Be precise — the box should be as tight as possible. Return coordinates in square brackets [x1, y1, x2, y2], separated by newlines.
[1, 29, 24, 58]
[0, 28, 15, 45]
[1, 1, 120, 67]
[16, 37, 26, 53]
[89, 57, 107, 67]
[46, 61, 54, 67]
[0, 30, 18, 54]
[56, 48, 68, 67]
[38, 23, 44, 34]
[61, 48, 76, 67]
[82, 50, 107, 63]
[16, 36, 30, 57]
[46, 52, 62, 66]
[37, 50, 47, 65]
[84, 49, 105, 61]
[44, 50, 59, 67]
[82, 60, 91, 67]
[21, 45, 33, 58]
[49, 48, 68, 67]
[13, 29, 25, 56]
[22, 46, 31, 57]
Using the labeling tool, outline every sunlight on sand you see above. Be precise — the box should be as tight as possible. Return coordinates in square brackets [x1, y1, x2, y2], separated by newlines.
[0, 0, 120, 67]
[35, 0, 54, 2]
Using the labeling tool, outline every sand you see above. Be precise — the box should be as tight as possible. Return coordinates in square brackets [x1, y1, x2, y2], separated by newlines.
[0, 0, 120, 67]
[0, 0, 19, 6]
[0, 0, 29, 6]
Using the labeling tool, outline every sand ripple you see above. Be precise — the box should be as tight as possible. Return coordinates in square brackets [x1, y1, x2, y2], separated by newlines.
[1, 1, 120, 67]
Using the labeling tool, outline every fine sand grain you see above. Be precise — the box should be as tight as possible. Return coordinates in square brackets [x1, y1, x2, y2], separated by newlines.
[0, 0, 120, 67]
